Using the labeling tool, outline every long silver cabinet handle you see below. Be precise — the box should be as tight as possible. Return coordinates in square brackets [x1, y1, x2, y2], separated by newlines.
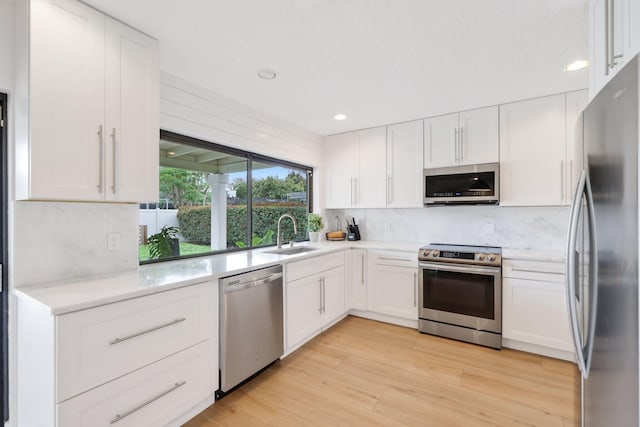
[110, 381, 186, 424]
[109, 318, 186, 345]
[610, 0, 623, 67]
[111, 128, 117, 194]
[509, 267, 559, 275]
[322, 277, 326, 314]
[97, 125, 104, 193]
[361, 253, 365, 285]
[318, 278, 323, 313]
[387, 176, 392, 204]
[459, 127, 464, 163]
[560, 161, 565, 203]
[605, 0, 610, 74]
[413, 272, 417, 307]
[350, 178, 354, 205]
[378, 256, 413, 262]
[454, 128, 459, 163]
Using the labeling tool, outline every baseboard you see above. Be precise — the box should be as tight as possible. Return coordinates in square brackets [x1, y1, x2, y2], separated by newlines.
[348, 309, 419, 329]
[502, 338, 576, 362]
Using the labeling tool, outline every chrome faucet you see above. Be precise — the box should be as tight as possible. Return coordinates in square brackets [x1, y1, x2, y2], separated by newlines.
[276, 214, 298, 249]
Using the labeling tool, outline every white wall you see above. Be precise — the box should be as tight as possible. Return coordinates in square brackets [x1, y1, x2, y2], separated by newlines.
[328, 206, 569, 251]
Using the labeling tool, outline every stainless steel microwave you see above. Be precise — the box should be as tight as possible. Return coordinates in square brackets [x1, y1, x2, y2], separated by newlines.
[424, 163, 500, 206]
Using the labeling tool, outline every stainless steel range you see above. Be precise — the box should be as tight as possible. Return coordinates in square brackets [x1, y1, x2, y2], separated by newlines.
[418, 244, 502, 349]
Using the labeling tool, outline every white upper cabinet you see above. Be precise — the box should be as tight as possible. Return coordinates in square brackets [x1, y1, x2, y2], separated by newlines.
[565, 90, 589, 201]
[500, 92, 590, 207]
[355, 127, 387, 208]
[104, 18, 159, 202]
[424, 106, 498, 169]
[16, 0, 159, 202]
[324, 132, 356, 209]
[386, 120, 424, 208]
[324, 126, 386, 209]
[590, 0, 639, 97]
[500, 94, 565, 206]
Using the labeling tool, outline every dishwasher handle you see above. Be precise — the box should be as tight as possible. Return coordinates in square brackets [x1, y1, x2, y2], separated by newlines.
[224, 272, 283, 293]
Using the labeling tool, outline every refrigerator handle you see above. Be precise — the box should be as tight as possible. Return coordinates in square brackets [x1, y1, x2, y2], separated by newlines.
[566, 170, 588, 376]
[583, 173, 599, 378]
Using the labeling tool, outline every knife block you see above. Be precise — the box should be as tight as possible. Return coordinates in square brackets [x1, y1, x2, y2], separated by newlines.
[347, 224, 361, 241]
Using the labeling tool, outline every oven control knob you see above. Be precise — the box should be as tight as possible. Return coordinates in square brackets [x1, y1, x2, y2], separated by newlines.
[432, 250, 439, 258]
[423, 250, 430, 258]
[478, 254, 485, 261]
[488, 254, 496, 262]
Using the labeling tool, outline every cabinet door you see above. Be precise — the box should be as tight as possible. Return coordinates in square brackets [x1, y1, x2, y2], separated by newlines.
[286, 275, 323, 350]
[322, 266, 346, 325]
[387, 120, 424, 208]
[57, 341, 215, 427]
[499, 94, 566, 206]
[346, 249, 367, 310]
[628, 0, 640, 56]
[424, 113, 457, 168]
[324, 133, 356, 208]
[105, 18, 159, 202]
[354, 126, 387, 208]
[502, 277, 573, 352]
[565, 90, 589, 204]
[368, 263, 418, 320]
[458, 106, 499, 165]
[28, 0, 105, 200]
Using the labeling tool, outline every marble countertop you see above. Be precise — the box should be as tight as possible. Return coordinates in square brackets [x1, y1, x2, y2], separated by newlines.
[14, 240, 421, 315]
[15, 240, 562, 315]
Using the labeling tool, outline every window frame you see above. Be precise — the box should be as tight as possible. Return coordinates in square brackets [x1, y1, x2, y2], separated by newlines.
[140, 130, 314, 265]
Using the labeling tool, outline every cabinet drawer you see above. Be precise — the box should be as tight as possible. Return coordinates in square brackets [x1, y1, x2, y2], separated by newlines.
[57, 282, 215, 402]
[286, 251, 344, 282]
[57, 340, 215, 427]
[502, 259, 565, 283]
[369, 250, 417, 268]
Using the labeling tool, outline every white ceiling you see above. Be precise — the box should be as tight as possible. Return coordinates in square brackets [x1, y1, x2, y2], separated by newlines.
[84, 0, 589, 136]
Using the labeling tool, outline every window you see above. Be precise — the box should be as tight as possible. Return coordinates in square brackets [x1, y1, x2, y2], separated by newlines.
[139, 131, 313, 262]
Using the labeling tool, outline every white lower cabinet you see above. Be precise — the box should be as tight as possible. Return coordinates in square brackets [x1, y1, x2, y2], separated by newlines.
[367, 250, 418, 321]
[502, 259, 574, 358]
[16, 282, 218, 427]
[285, 251, 346, 353]
[57, 341, 215, 427]
[346, 249, 367, 310]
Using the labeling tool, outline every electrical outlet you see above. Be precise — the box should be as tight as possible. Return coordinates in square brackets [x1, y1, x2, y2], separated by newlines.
[384, 222, 392, 232]
[107, 232, 121, 250]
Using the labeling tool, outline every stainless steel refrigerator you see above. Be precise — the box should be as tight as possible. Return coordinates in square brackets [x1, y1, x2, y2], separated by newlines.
[567, 55, 639, 426]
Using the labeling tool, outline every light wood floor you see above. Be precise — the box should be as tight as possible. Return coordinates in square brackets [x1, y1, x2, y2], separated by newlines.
[185, 316, 579, 427]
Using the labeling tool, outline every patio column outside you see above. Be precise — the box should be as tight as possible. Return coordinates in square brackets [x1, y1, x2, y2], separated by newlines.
[208, 173, 228, 251]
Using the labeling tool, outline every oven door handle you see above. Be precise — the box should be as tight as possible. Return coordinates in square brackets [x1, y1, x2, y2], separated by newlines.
[419, 262, 501, 275]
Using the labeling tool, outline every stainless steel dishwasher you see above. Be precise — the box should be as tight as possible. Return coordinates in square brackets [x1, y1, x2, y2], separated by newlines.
[217, 264, 283, 398]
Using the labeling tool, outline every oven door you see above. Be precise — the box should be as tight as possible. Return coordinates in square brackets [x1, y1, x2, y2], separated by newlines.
[419, 261, 501, 333]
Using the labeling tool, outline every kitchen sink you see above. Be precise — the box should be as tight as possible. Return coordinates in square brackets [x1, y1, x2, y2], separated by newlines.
[263, 246, 317, 255]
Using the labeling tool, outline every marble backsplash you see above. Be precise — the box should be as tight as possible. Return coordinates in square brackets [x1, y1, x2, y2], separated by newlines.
[13, 201, 139, 287]
[326, 205, 570, 251]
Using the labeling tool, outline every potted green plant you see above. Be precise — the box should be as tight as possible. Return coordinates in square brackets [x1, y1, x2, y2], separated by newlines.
[147, 226, 180, 259]
[307, 213, 323, 242]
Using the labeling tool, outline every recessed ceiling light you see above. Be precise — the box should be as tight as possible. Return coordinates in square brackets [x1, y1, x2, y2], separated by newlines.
[564, 60, 589, 72]
[333, 114, 348, 121]
[258, 69, 277, 80]
[167, 151, 176, 156]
